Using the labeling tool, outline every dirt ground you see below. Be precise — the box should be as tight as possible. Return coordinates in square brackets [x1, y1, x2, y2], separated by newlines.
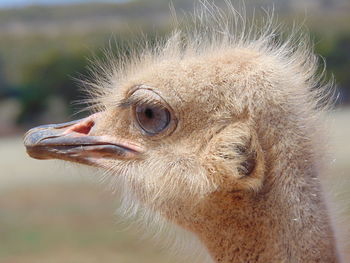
[0, 108, 349, 263]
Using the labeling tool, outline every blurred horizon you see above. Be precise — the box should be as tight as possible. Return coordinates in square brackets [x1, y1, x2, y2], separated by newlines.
[0, 0, 129, 8]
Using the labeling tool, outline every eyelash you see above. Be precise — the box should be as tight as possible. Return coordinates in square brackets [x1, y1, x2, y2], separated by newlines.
[118, 97, 163, 109]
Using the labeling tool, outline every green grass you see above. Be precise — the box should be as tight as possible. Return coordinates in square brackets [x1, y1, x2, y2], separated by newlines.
[0, 184, 179, 263]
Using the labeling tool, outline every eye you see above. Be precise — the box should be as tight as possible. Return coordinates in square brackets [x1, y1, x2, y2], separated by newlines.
[135, 104, 171, 135]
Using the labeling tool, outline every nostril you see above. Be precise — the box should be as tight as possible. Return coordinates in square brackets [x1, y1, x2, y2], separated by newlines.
[70, 120, 95, 135]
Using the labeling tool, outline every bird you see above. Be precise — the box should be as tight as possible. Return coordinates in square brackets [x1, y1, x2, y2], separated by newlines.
[24, 3, 343, 263]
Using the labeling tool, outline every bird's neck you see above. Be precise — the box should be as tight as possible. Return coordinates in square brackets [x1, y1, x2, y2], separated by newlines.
[185, 157, 340, 262]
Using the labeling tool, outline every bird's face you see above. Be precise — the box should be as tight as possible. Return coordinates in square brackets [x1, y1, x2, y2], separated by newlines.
[24, 49, 266, 224]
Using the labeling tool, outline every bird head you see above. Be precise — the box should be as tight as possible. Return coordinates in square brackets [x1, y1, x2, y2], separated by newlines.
[23, 7, 324, 228]
[24, 46, 271, 223]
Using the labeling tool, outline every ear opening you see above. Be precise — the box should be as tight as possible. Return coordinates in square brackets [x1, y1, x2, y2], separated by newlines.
[201, 121, 265, 192]
[233, 142, 256, 177]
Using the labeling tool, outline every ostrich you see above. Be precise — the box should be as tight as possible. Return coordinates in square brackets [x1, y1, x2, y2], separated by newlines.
[24, 4, 342, 263]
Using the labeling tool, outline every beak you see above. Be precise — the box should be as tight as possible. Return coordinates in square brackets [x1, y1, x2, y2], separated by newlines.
[24, 112, 143, 167]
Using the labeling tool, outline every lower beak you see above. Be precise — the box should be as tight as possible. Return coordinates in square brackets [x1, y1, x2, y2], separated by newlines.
[23, 113, 142, 167]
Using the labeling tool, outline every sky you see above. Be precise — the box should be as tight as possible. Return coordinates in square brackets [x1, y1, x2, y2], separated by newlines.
[0, 0, 129, 8]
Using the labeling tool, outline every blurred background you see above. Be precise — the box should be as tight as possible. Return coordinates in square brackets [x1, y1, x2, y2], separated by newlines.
[0, 0, 349, 262]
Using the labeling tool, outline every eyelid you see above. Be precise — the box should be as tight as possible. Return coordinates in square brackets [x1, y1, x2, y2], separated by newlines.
[118, 89, 165, 109]
[118, 97, 163, 109]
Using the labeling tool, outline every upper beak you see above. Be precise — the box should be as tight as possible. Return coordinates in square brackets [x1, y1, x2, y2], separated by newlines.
[23, 112, 143, 167]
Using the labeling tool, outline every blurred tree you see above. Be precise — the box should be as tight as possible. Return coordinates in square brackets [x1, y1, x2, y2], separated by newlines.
[0, 56, 9, 99]
[315, 33, 350, 104]
[327, 35, 350, 89]
[17, 50, 89, 123]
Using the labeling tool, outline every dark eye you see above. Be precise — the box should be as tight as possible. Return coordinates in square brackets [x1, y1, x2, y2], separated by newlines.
[135, 104, 171, 135]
